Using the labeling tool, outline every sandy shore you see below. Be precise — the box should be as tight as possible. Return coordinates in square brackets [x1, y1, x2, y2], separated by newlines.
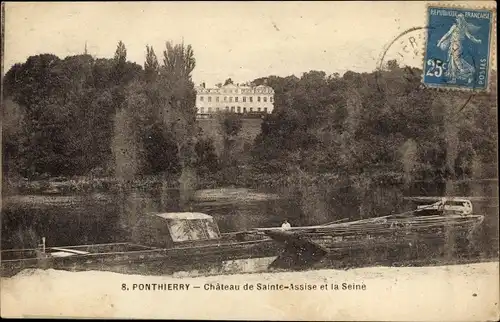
[1, 261, 499, 320]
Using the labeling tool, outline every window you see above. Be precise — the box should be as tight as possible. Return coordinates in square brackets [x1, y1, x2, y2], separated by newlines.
[237, 106, 241, 113]
[224, 96, 227, 102]
[231, 106, 235, 112]
[200, 107, 205, 113]
[264, 108, 268, 113]
[235, 97, 238, 102]
[249, 97, 253, 103]
[243, 107, 247, 113]
[216, 107, 220, 112]
[258, 107, 261, 112]
[270, 97, 273, 102]
[445, 201, 468, 207]
[225, 106, 229, 111]
[208, 107, 212, 113]
[263, 97, 267, 102]
[229, 97, 233, 102]
[208, 96, 212, 102]
[250, 107, 253, 112]
[257, 96, 261, 102]
[243, 97, 246, 102]
[200, 96, 204, 102]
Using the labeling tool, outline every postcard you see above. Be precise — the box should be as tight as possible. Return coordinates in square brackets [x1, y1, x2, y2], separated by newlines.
[1, 1, 498, 320]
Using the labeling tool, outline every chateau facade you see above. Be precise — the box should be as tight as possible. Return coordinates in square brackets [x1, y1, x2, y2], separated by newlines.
[195, 83, 275, 116]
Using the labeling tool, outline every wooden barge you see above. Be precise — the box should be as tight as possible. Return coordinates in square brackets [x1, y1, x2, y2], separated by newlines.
[1, 212, 278, 277]
[256, 202, 485, 269]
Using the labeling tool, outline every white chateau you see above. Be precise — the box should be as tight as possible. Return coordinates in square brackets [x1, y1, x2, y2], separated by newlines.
[195, 82, 275, 117]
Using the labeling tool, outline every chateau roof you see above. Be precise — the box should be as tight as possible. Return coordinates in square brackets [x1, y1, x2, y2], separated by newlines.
[195, 82, 274, 92]
[152, 212, 213, 220]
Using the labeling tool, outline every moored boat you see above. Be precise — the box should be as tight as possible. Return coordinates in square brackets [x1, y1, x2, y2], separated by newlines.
[255, 200, 485, 269]
[1, 212, 278, 277]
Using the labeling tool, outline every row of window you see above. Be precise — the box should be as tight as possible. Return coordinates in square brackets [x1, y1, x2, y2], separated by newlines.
[221, 89, 273, 94]
[199, 96, 273, 103]
[198, 106, 269, 113]
[228, 90, 272, 94]
[198, 89, 273, 95]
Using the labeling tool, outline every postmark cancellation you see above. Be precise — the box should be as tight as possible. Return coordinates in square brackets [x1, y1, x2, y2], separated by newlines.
[423, 3, 496, 91]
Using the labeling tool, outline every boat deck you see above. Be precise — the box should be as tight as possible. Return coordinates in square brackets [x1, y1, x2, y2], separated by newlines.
[1, 243, 157, 261]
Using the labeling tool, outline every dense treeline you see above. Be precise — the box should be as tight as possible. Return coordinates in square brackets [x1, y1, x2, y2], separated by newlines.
[2, 42, 497, 197]
[3, 41, 219, 194]
[251, 65, 497, 182]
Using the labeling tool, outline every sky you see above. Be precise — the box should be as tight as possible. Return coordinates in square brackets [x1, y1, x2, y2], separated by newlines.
[4, 1, 496, 87]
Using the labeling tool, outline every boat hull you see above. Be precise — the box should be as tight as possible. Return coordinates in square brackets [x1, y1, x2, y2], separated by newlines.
[1, 238, 279, 278]
[263, 214, 485, 269]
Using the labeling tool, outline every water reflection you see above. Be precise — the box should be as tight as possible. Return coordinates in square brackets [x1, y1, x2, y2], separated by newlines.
[2, 181, 498, 257]
[2, 187, 291, 249]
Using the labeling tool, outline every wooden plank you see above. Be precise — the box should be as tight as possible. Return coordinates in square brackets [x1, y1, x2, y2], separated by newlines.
[51, 247, 89, 255]
[255, 214, 483, 244]
[404, 196, 498, 202]
[125, 243, 159, 250]
[321, 218, 351, 225]
[55, 242, 130, 249]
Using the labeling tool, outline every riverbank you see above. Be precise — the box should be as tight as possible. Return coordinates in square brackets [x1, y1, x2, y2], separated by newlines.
[1, 261, 498, 320]
[4, 169, 497, 197]
[2, 168, 281, 196]
[2, 175, 179, 195]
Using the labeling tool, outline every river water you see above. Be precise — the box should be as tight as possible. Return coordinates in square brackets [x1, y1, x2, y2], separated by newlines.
[2, 181, 498, 256]
[2, 187, 294, 249]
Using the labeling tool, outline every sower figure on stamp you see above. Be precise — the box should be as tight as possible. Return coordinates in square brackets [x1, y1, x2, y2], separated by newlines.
[437, 13, 482, 84]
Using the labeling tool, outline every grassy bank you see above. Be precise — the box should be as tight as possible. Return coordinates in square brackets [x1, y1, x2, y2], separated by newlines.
[3, 175, 181, 196]
[3, 164, 282, 196]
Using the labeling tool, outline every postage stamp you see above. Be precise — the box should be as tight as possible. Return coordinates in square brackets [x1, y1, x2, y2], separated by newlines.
[2, 1, 499, 321]
[423, 5, 495, 91]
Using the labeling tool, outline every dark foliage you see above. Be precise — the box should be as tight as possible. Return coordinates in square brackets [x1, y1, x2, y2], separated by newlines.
[3, 42, 216, 184]
[252, 63, 497, 182]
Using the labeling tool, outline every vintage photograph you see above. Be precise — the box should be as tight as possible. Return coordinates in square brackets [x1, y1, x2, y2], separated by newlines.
[1, 1, 498, 320]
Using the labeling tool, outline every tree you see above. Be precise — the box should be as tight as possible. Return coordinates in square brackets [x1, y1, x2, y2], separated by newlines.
[3, 52, 144, 180]
[111, 101, 144, 182]
[114, 41, 127, 65]
[111, 41, 142, 87]
[216, 112, 243, 182]
[2, 99, 26, 182]
[159, 41, 197, 206]
[386, 59, 400, 71]
[218, 111, 243, 168]
[3, 54, 94, 178]
[195, 137, 220, 174]
[223, 78, 234, 86]
[144, 45, 159, 83]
